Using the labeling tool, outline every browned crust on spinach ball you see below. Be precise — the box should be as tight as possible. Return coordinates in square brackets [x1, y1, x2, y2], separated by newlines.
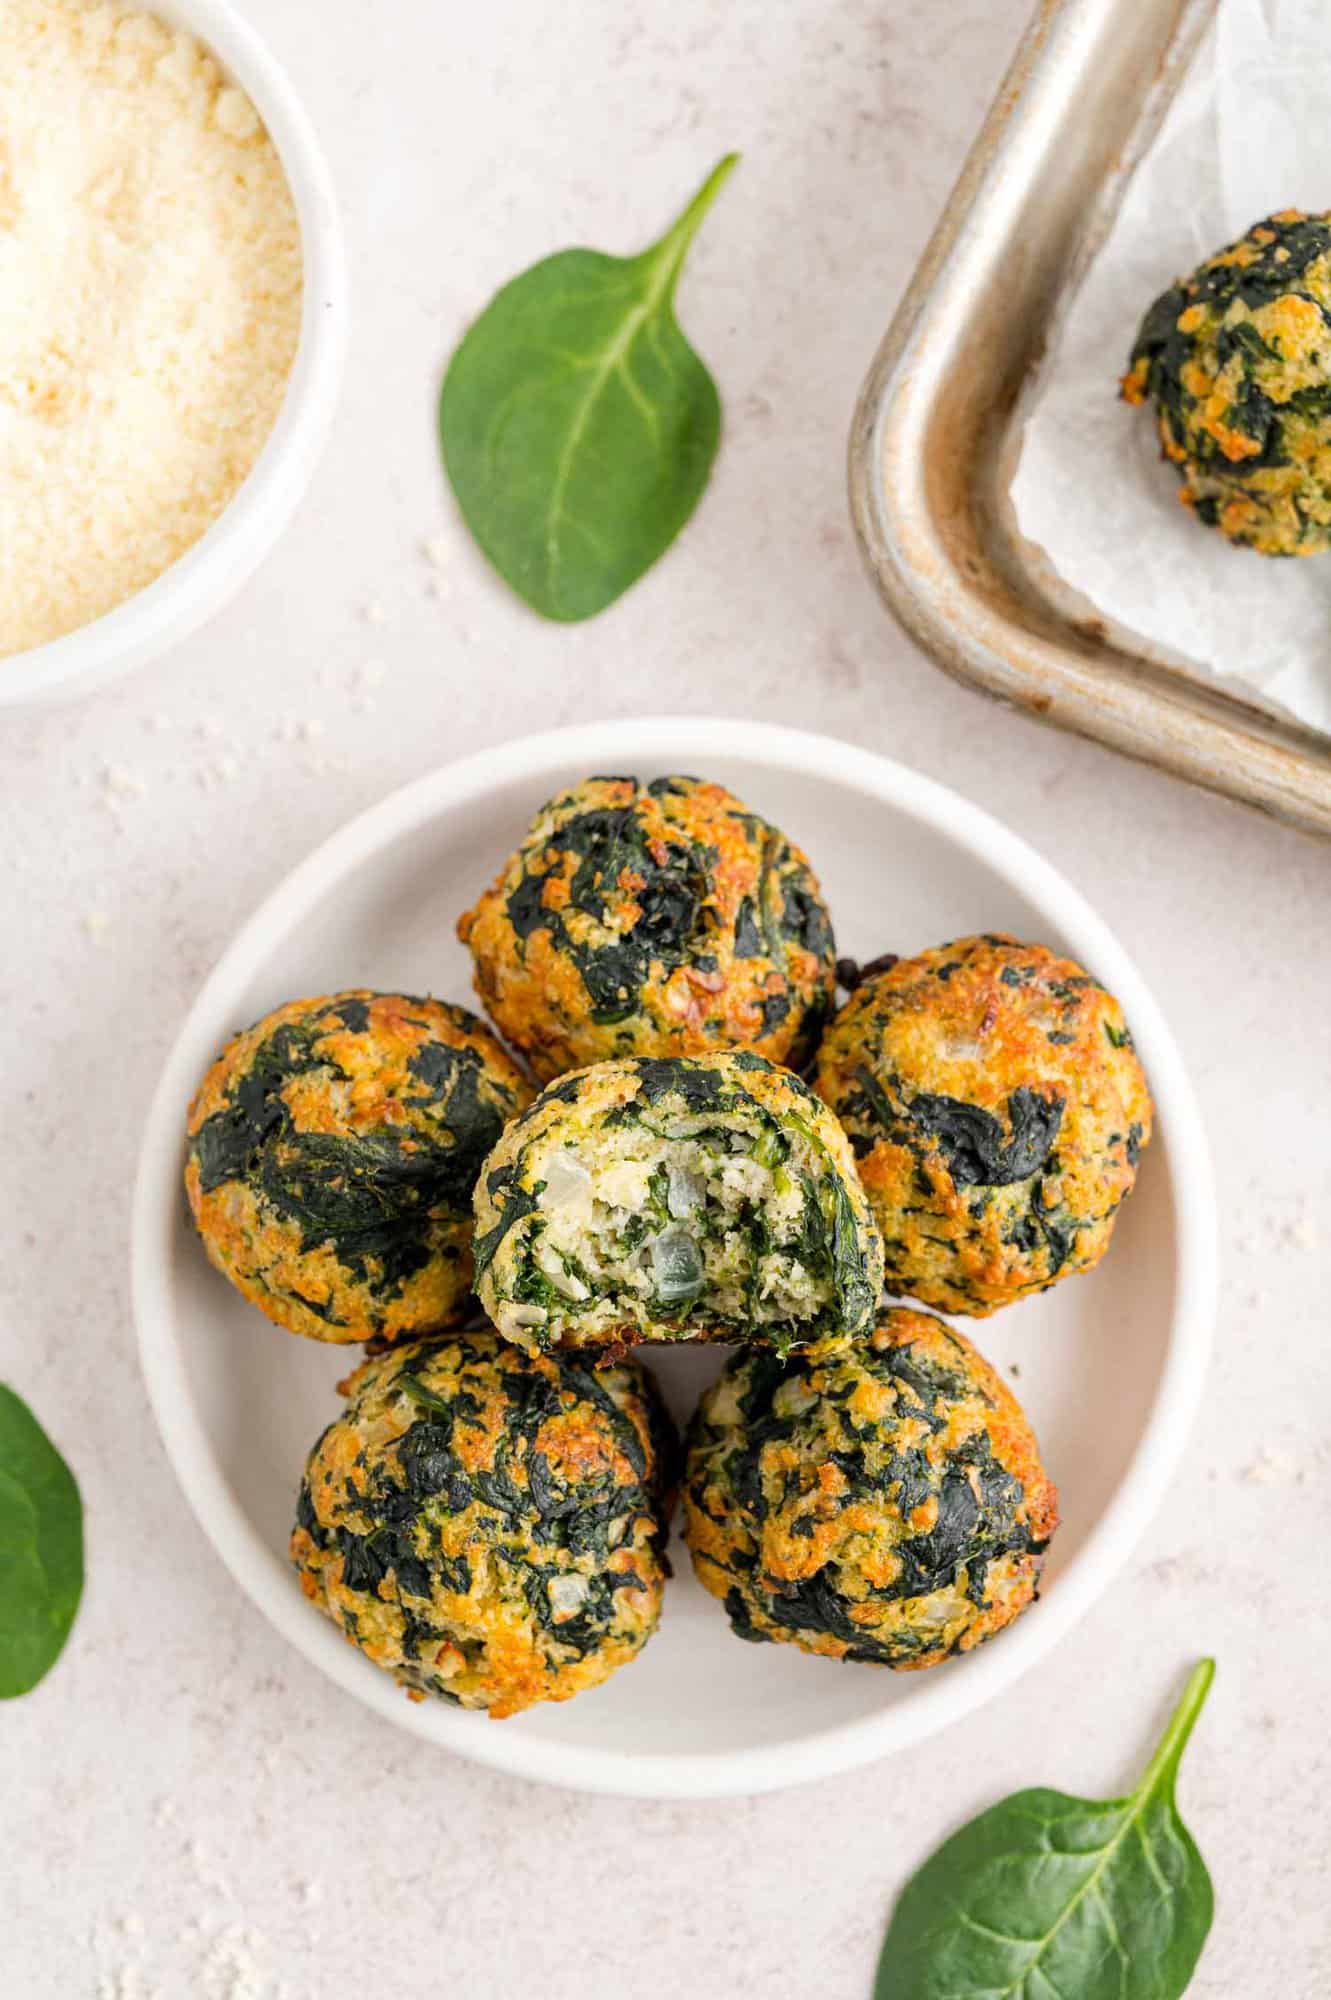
[185, 992, 533, 1344]
[457, 775, 836, 1083]
[291, 1331, 676, 1716]
[1122, 210, 1331, 554]
[814, 937, 1152, 1315]
[683, 1307, 1058, 1670]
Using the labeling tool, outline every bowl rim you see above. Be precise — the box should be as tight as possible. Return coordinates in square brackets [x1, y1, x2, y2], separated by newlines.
[0, 0, 348, 707]
[131, 717, 1217, 1798]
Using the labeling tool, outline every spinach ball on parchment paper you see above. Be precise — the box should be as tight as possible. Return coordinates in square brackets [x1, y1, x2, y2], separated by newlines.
[1122, 209, 1331, 554]
[474, 1051, 884, 1357]
[457, 775, 836, 1082]
[290, 1331, 676, 1717]
[814, 936, 1151, 1316]
[185, 992, 533, 1344]
[683, 1307, 1058, 1671]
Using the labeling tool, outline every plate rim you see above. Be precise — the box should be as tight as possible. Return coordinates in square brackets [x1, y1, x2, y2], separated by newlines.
[131, 717, 1217, 1799]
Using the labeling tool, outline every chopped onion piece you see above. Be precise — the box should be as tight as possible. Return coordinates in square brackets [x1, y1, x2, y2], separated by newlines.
[666, 1161, 705, 1218]
[497, 1303, 548, 1339]
[547, 1573, 589, 1619]
[650, 1224, 705, 1306]
[539, 1149, 593, 1210]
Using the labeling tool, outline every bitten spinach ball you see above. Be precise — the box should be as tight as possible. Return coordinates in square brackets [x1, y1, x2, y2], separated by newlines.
[814, 936, 1151, 1315]
[1122, 210, 1331, 554]
[290, 1331, 676, 1717]
[457, 775, 836, 1082]
[684, 1308, 1058, 1670]
[185, 992, 533, 1344]
[474, 1052, 884, 1357]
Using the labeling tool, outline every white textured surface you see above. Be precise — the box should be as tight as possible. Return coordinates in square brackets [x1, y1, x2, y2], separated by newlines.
[1, 1, 1328, 1994]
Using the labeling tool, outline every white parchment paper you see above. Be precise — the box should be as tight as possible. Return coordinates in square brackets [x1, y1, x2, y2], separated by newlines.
[1011, 0, 1331, 733]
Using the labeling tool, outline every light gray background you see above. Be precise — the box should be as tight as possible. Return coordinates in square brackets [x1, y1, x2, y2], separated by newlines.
[3, 2, 1328, 1994]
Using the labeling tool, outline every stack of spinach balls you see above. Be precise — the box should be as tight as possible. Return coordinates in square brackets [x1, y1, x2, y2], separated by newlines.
[184, 775, 1151, 1719]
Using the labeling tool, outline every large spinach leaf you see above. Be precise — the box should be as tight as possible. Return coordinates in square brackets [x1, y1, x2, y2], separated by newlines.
[440, 155, 738, 622]
[875, 1660, 1215, 1999]
[0, 1385, 83, 1698]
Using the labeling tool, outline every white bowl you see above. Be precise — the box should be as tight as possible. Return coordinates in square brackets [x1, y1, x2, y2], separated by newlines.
[0, 0, 347, 707]
[132, 719, 1215, 1797]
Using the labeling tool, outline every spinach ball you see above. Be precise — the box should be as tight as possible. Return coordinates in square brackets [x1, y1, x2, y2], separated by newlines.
[185, 992, 533, 1344]
[474, 1052, 883, 1357]
[814, 937, 1151, 1316]
[291, 1332, 676, 1717]
[457, 775, 835, 1082]
[1122, 210, 1331, 554]
[684, 1308, 1059, 1670]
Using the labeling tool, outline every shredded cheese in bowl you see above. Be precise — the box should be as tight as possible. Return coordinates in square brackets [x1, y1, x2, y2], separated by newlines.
[0, 0, 304, 660]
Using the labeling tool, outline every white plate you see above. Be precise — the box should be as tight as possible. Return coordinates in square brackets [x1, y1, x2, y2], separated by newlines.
[132, 719, 1215, 1798]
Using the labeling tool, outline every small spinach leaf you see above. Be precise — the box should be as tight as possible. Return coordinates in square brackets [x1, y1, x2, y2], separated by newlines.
[0, 1385, 83, 1698]
[874, 1660, 1216, 2000]
[440, 154, 738, 622]
[473, 1183, 541, 1281]
[908, 1086, 1065, 1188]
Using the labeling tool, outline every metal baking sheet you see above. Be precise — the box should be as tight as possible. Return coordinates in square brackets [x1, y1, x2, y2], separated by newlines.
[848, 0, 1331, 837]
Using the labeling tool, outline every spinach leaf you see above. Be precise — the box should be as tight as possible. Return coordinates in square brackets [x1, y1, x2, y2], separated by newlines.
[473, 1178, 542, 1282]
[439, 154, 738, 622]
[398, 1374, 455, 1420]
[909, 1085, 1065, 1188]
[875, 1660, 1215, 2000]
[0, 1385, 83, 1698]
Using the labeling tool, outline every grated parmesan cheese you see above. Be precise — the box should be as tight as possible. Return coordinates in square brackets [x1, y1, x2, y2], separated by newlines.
[0, 0, 303, 659]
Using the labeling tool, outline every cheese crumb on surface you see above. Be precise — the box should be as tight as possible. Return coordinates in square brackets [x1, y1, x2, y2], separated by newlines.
[1241, 1446, 1304, 1485]
[0, 0, 303, 660]
[101, 763, 147, 800]
[196, 750, 240, 789]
